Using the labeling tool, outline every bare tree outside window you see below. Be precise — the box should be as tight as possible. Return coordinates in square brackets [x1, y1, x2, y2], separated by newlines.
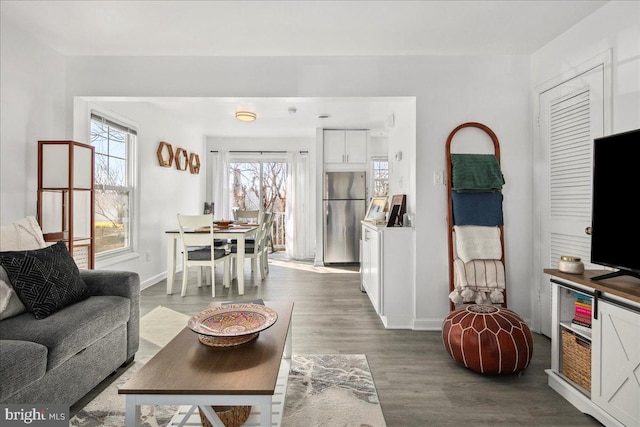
[228, 161, 287, 249]
[373, 159, 389, 196]
[90, 116, 134, 255]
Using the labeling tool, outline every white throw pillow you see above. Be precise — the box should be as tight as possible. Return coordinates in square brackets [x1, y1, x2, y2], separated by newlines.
[0, 216, 46, 251]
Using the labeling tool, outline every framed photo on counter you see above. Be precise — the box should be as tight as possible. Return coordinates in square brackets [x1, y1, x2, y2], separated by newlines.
[364, 196, 388, 222]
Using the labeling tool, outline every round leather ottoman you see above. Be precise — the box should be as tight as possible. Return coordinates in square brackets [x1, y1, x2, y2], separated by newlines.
[442, 304, 533, 374]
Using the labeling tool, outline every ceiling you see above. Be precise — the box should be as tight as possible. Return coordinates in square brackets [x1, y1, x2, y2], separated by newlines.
[2, 1, 608, 137]
[1, 1, 607, 56]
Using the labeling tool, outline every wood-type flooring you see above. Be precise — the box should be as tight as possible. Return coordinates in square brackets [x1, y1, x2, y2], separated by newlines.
[75, 255, 603, 426]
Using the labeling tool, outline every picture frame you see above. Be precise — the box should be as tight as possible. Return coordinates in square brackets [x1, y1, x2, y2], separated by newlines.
[386, 204, 401, 227]
[203, 202, 214, 215]
[387, 194, 406, 227]
[364, 196, 388, 222]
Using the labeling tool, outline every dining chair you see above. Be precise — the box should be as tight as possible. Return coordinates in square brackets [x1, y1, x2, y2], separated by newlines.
[177, 214, 230, 297]
[233, 209, 260, 223]
[260, 211, 275, 275]
[230, 209, 260, 246]
[229, 212, 271, 282]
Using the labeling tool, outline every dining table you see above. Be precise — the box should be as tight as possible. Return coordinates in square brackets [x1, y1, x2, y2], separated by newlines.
[165, 223, 259, 295]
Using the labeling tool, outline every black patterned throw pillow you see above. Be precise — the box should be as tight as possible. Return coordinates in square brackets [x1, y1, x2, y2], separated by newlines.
[0, 241, 89, 319]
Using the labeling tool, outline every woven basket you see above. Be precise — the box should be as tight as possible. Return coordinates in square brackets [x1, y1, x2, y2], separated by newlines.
[561, 329, 591, 391]
[198, 405, 251, 427]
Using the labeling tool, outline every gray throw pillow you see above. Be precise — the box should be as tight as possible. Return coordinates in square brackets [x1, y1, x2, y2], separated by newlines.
[0, 267, 27, 320]
[0, 241, 89, 319]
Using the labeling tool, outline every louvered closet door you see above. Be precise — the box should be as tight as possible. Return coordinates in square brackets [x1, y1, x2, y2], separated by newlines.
[537, 65, 605, 337]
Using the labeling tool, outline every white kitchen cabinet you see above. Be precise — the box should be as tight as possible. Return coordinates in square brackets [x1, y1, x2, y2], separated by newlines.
[592, 299, 640, 427]
[324, 130, 367, 165]
[361, 222, 415, 328]
[545, 269, 640, 427]
[361, 224, 381, 314]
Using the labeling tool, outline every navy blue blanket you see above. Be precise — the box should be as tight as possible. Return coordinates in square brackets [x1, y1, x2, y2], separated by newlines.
[452, 191, 503, 226]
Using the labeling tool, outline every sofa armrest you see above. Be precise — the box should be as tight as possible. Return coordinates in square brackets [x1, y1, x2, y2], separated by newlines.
[79, 270, 140, 360]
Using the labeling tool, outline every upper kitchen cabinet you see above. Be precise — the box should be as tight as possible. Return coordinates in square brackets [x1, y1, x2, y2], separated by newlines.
[323, 130, 368, 166]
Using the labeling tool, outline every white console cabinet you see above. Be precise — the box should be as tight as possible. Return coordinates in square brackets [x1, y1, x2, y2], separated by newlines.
[361, 222, 415, 328]
[545, 269, 640, 427]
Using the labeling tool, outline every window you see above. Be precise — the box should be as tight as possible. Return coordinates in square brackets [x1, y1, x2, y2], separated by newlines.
[90, 113, 136, 257]
[372, 158, 389, 196]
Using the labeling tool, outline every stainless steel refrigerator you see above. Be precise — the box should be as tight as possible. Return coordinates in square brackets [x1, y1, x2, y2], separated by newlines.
[323, 171, 366, 264]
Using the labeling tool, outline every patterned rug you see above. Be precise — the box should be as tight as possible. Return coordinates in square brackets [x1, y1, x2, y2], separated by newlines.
[70, 307, 386, 427]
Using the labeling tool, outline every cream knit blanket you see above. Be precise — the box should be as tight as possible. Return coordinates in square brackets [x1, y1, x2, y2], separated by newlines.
[453, 225, 502, 263]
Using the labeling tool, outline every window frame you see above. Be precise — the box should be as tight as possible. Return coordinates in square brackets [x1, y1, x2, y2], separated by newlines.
[371, 156, 389, 197]
[89, 111, 138, 265]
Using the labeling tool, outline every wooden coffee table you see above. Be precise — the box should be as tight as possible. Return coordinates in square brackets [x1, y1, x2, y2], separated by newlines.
[119, 300, 293, 427]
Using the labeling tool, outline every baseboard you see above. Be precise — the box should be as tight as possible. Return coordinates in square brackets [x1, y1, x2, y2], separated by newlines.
[412, 317, 445, 331]
[412, 314, 534, 332]
[141, 270, 177, 290]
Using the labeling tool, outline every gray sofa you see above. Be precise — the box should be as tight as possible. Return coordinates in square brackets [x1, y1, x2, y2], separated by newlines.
[0, 269, 139, 405]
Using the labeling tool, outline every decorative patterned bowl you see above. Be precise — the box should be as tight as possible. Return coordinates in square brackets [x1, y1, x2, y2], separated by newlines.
[188, 303, 278, 347]
[214, 220, 233, 228]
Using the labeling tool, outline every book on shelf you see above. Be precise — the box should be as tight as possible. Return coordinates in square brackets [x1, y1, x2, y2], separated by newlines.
[574, 306, 592, 316]
[571, 319, 592, 329]
[573, 292, 592, 302]
[573, 315, 592, 325]
[575, 300, 592, 309]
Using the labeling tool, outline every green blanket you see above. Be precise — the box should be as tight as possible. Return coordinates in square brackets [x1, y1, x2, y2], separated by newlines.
[451, 154, 505, 192]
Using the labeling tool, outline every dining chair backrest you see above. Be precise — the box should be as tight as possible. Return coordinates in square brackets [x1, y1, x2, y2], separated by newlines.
[247, 211, 270, 251]
[234, 209, 260, 223]
[177, 214, 214, 248]
[261, 211, 275, 250]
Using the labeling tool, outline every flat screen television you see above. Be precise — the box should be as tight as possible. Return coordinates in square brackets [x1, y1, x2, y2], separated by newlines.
[590, 128, 640, 281]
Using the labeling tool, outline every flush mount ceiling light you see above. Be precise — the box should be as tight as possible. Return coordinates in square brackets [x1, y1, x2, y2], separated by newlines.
[235, 111, 257, 122]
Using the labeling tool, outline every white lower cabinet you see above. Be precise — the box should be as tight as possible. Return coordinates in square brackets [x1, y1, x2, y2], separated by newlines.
[361, 224, 381, 314]
[361, 222, 415, 328]
[592, 300, 640, 427]
[545, 270, 640, 427]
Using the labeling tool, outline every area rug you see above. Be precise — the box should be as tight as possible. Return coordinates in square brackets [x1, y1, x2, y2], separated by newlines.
[70, 307, 386, 427]
[139, 305, 189, 348]
[283, 354, 386, 427]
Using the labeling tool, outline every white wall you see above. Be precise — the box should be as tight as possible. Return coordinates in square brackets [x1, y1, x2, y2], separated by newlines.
[530, 1, 640, 330]
[2, 4, 635, 330]
[0, 19, 66, 222]
[532, 1, 639, 134]
[62, 55, 532, 327]
[1, 19, 533, 327]
[72, 99, 208, 288]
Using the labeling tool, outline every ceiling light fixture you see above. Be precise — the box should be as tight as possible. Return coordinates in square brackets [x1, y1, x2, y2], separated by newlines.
[235, 111, 257, 122]
[317, 114, 332, 119]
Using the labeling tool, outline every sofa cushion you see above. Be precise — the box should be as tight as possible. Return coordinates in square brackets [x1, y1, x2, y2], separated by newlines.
[0, 340, 48, 401]
[0, 241, 89, 319]
[0, 295, 130, 371]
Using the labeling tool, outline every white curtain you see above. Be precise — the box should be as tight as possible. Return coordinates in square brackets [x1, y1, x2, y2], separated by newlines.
[212, 151, 229, 220]
[285, 151, 310, 260]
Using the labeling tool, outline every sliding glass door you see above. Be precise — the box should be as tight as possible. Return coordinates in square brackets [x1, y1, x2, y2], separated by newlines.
[228, 160, 287, 250]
